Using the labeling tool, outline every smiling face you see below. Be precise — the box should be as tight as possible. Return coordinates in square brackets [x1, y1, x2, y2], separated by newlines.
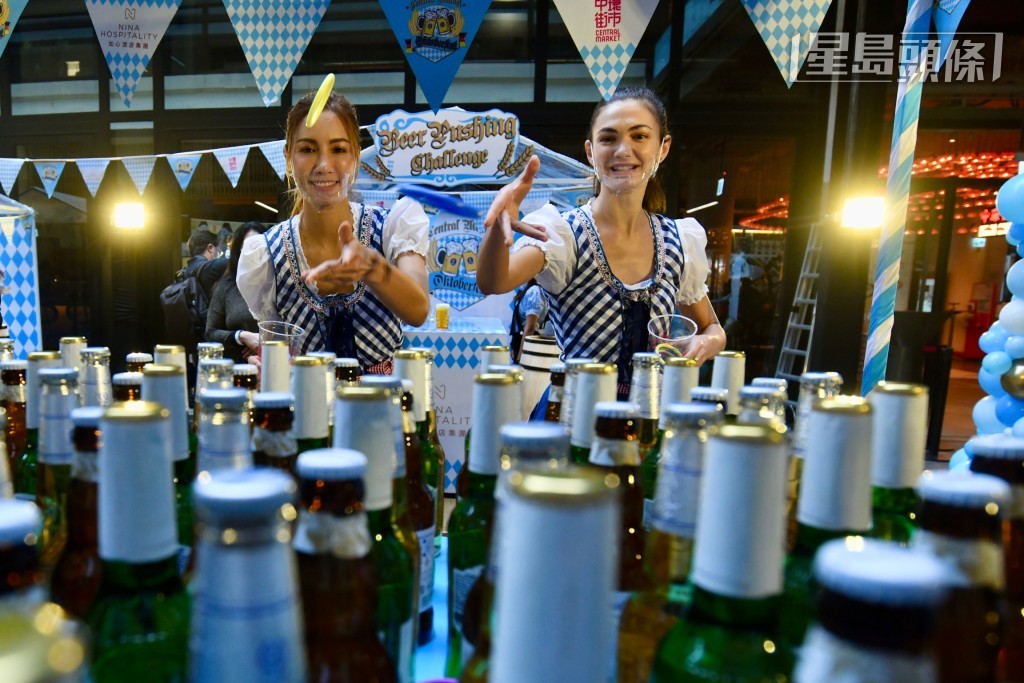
[286, 110, 357, 212]
[585, 98, 670, 199]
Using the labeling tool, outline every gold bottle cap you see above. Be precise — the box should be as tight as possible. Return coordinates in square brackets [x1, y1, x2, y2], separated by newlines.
[508, 465, 619, 505]
[232, 364, 258, 376]
[28, 351, 62, 362]
[481, 344, 509, 352]
[104, 400, 168, 421]
[665, 356, 699, 367]
[710, 422, 787, 444]
[717, 350, 745, 358]
[476, 372, 517, 386]
[59, 336, 87, 344]
[580, 362, 616, 375]
[394, 349, 427, 360]
[154, 344, 186, 354]
[336, 385, 390, 401]
[292, 355, 328, 367]
[261, 340, 288, 348]
[815, 395, 872, 415]
[111, 372, 143, 386]
[142, 363, 184, 377]
[872, 381, 927, 396]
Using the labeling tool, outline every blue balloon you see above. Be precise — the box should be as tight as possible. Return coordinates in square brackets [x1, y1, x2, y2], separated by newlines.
[983, 351, 1013, 375]
[974, 395, 1004, 434]
[948, 448, 969, 470]
[1007, 336, 1024, 359]
[1017, 241, 1024, 258]
[950, 459, 972, 474]
[1010, 221, 1024, 244]
[1010, 261, 1024, 298]
[980, 330, 1007, 354]
[996, 394, 1024, 427]
[963, 437, 978, 456]
[1014, 416, 1024, 438]
[1009, 231, 1022, 247]
[979, 367, 1008, 397]
[996, 175, 1024, 223]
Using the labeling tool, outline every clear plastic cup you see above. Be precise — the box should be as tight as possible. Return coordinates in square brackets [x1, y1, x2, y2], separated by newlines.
[257, 321, 305, 358]
[648, 314, 697, 359]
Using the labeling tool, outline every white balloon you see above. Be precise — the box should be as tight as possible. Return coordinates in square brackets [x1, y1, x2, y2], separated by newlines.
[1000, 300, 1024, 335]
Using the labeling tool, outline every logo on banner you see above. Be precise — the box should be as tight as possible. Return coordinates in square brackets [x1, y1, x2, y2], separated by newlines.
[0, 0, 28, 60]
[34, 162, 65, 198]
[428, 213, 483, 310]
[379, 0, 491, 112]
[167, 153, 201, 191]
[1, 1, 10, 33]
[366, 108, 528, 186]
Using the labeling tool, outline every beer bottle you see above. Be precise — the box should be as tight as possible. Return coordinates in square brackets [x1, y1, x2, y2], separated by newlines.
[559, 357, 596, 435]
[651, 423, 793, 682]
[197, 388, 252, 474]
[251, 391, 298, 477]
[231, 363, 258, 428]
[153, 344, 186, 375]
[78, 347, 113, 408]
[334, 356, 361, 386]
[751, 377, 788, 393]
[334, 386, 416, 683]
[1, 360, 27, 479]
[709, 350, 745, 416]
[479, 345, 510, 369]
[446, 372, 521, 677]
[59, 336, 87, 371]
[736, 386, 787, 426]
[461, 422, 571, 683]
[154, 343, 188, 423]
[35, 367, 78, 566]
[261, 340, 289, 393]
[793, 538, 948, 683]
[489, 466, 621, 683]
[197, 341, 224, 360]
[360, 375, 427, 644]
[141, 363, 195, 571]
[689, 386, 728, 414]
[460, 364, 523, 500]
[628, 354, 661, 528]
[0, 498, 87, 680]
[193, 357, 234, 435]
[790, 371, 842, 545]
[543, 361, 565, 423]
[50, 406, 104, 619]
[422, 350, 449, 528]
[618, 403, 723, 683]
[190, 468, 306, 682]
[780, 396, 872, 649]
[87, 401, 190, 682]
[969, 433, 1024, 681]
[292, 356, 330, 452]
[916, 469, 1009, 683]
[0, 408, 10, 498]
[110, 372, 142, 402]
[308, 351, 338, 439]
[0, 338, 14, 362]
[295, 448, 397, 682]
[569, 362, 617, 464]
[17, 351, 61, 496]
[868, 381, 928, 544]
[124, 352, 152, 373]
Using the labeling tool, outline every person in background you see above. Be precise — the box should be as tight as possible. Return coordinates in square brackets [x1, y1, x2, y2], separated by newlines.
[185, 230, 228, 303]
[237, 89, 429, 374]
[510, 278, 551, 362]
[205, 222, 268, 364]
[477, 86, 726, 403]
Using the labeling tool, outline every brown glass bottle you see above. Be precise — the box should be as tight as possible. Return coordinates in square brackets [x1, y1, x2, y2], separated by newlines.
[232, 364, 258, 429]
[544, 362, 565, 423]
[1, 359, 27, 482]
[335, 358, 361, 386]
[251, 392, 298, 478]
[124, 352, 153, 373]
[111, 373, 143, 402]
[295, 448, 398, 683]
[50, 406, 104, 618]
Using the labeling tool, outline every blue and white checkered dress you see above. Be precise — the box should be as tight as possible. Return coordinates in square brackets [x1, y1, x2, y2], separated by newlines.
[265, 206, 403, 371]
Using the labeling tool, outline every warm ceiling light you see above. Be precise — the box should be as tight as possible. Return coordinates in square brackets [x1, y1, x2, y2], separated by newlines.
[841, 196, 885, 230]
[112, 202, 145, 229]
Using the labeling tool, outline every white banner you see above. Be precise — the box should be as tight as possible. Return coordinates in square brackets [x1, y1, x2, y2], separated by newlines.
[552, 0, 659, 100]
[256, 140, 287, 181]
[122, 155, 157, 195]
[85, 0, 183, 107]
[213, 145, 251, 188]
[76, 159, 111, 197]
[0, 159, 24, 195]
[741, 0, 833, 87]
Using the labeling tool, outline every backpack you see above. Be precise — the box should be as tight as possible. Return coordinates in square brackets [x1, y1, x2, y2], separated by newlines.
[160, 261, 210, 347]
[508, 285, 531, 362]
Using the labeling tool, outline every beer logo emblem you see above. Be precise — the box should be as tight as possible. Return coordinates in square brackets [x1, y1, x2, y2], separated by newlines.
[0, 1, 10, 35]
[404, 1, 467, 63]
[175, 159, 193, 175]
[428, 228, 483, 310]
[41, 165, 58, 181]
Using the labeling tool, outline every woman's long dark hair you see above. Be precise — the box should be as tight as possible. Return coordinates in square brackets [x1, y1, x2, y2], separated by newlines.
[589, 86, 669, 214]
[221, 221, 267, 283]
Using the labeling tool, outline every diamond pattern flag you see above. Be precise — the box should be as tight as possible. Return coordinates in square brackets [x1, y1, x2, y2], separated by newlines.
[122, 155, 157, 194]
[0, 0, 30, 61]
[222, 0, 330, 107]
[76, 158, 111, 197]
[85, 0, 183, 107]
[0, 206, 43, 356]
[932, 0, 971, 68]
[213, 145, 251, 188]
[33, 162, 65, 198]
[166, 153, 202, 191]
[256, 140, 286, 180]
[0, 159, 24, 195]
[552, 0, 659, 100]
[741, 0, 834, 87]
[379, 0, 492, 113]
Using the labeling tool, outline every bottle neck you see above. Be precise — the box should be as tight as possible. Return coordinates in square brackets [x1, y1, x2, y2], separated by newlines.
[689, 584, 780, 630]
[816, 587, 936, 655]
[100, 554, 183, 593]
[0, 544, 42, 599]
[464, 471, 497, 500]
[791, 523, 850, 559]
[66, 475, 99, 547]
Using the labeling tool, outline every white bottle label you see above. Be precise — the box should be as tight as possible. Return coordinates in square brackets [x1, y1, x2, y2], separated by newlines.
[452, 564, 484, 632]
[608, 590, 632, 683]
[795, 625, 937, 683]
[417, 526, 436, 613]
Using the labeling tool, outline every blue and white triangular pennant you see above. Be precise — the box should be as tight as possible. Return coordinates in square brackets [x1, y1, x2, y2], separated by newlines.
[213, 145, 250, 188]
[256, 140, 287, 181]
[0, 159, 24, 195]
[122, 155, 157, 195]
[76, 158, 111, 197]
[33, 162, 65, 198]
[741, 0, 834, 88]
[166, 153, 202, 191]
[0, 0, 31, 62]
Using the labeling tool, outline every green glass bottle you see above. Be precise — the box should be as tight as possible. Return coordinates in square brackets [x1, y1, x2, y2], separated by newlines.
[423, 349, 450, 546]
[779, 396, 872, 650]
[652, 423, 793, 682]
[709, 350, 745, 417]
[308, 350, 337, 441]
[59, 336, 87, 373]
[569, 362, 616, 465]
[618, 403, 722, 683]
[197, 388, 252, 473]
[16, 351, 62, 496]
[335, 385, 416, 683]
[735, 386, 787, 427]
[152, 344, 194, 456]
[790, 371, 843, 547]
[459, 363, 524, 499]
[87, 401, 191, 683]
[559, 357, 595, 437]
[867, 381, 929, 545]
[78, 346, 113, 409]
[292, 356, 330, 453]
[445, 372, 521, 678]
[35, 367, 79, 568]
[251, 391, 298, 477]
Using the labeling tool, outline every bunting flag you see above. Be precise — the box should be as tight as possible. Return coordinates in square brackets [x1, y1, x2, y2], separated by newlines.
[740, 0, 834, 87]
[931, 0, 972, 68]
[256, 140, 287, 181]
[0, 159, 24, 195]
[552, 0, 659, 100]
[122, 155, 157, 194]
[84, 0, 183, 107]
[0, 0, 30, 61]
[222, 0, 330, 107]
[166, 153, 202, 191]
[33, 161, 65, 198]
[76, 158, 111, 197]
[0, 209, 42, 356]
[379, 0, 492, 113]
[213, 145, 250, 188]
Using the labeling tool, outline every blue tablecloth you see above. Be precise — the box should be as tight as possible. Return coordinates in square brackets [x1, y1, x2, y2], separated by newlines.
[415, 536, 451, 681]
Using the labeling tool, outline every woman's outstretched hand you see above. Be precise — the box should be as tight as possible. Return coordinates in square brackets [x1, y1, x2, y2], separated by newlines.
[301, 220, 388, 291]
[484, 155, 548, 247]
